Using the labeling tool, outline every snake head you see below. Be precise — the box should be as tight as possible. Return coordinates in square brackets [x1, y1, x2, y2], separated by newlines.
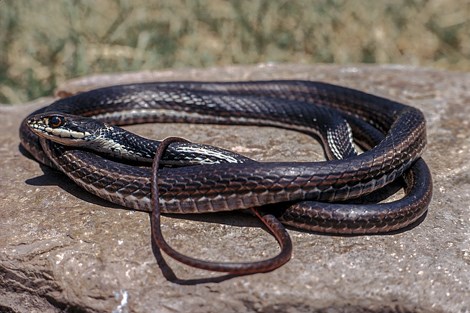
[27, 112, 100, 146]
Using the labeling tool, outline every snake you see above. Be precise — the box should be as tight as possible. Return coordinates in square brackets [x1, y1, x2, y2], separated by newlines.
[20, 80, 432, 272]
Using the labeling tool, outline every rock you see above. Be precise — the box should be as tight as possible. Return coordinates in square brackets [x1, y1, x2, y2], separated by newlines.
[1, 64, 468, 313]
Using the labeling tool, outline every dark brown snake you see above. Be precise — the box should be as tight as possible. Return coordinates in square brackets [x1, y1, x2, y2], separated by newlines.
[20, 80, 432, 274]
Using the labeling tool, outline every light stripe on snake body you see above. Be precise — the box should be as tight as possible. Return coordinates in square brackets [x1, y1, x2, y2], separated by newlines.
[20, 80, 432, 234]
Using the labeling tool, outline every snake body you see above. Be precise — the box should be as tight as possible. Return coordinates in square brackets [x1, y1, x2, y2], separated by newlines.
[20, 80, 432, 234]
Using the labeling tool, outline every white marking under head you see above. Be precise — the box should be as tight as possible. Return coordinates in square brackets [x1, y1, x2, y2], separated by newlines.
[71, 132, 85, 139]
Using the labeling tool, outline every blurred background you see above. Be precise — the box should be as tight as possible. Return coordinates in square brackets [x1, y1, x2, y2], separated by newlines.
[1, 0, 469, 104]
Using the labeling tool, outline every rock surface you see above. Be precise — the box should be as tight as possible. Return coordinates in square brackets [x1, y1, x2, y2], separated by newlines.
[1, 64, 469, 313]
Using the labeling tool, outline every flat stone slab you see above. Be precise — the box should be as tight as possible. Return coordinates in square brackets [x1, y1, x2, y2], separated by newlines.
[1, 64, 469, 313]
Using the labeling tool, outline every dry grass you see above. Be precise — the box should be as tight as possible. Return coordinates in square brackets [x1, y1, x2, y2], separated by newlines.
[0, 0, 469, 104]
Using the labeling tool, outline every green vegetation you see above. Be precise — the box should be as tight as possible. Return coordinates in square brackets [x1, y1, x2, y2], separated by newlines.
[0, 0, 469, 104]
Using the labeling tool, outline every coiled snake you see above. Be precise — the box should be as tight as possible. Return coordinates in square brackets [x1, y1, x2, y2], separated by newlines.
[20, 80, 432, 274]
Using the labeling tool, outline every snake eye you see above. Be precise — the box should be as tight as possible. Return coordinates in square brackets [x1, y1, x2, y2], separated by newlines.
[48, 115, 65, 128]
